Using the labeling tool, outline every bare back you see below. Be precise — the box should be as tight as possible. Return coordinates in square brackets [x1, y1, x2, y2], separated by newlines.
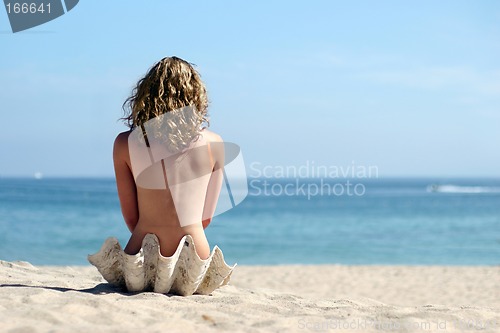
[113, 128, 224, 259]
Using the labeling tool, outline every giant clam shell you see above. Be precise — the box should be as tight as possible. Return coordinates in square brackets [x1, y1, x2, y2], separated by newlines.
[88, 234, 236, 296]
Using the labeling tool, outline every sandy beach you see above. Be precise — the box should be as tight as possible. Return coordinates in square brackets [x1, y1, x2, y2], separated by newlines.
[0, 260, 498, 333]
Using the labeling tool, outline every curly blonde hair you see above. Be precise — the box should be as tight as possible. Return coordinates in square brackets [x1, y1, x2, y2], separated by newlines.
[122, 56, 209, 151]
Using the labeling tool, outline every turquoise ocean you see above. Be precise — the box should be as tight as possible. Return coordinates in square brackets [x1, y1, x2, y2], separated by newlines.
[0, 177, 499, 266]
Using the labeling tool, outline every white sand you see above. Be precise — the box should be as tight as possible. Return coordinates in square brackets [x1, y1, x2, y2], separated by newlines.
[0, 260, 498, 332]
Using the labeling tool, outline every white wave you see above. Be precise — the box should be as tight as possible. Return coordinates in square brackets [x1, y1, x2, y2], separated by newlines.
[427, 184, 500, 193]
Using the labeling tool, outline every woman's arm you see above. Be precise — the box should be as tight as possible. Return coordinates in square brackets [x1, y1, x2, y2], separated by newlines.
[202, 136, 225, 229]
[113, 132, 139, 233]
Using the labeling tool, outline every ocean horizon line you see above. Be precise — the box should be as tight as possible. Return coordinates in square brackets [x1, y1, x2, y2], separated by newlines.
[1, 175, 500, 180]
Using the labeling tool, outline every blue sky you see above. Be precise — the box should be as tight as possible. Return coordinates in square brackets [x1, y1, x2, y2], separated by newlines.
[0, 1, 499, 177]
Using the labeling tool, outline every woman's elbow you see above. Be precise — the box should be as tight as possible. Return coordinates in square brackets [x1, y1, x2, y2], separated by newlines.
[123, 212, 139, 232]
[124, 219, 137, 233]
[202, 218, 211, 230]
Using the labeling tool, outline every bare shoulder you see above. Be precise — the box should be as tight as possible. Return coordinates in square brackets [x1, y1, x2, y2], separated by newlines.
[113, 131, 131, 159]
[115, 131, 131, 144]
[202, 129, 223, 143]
